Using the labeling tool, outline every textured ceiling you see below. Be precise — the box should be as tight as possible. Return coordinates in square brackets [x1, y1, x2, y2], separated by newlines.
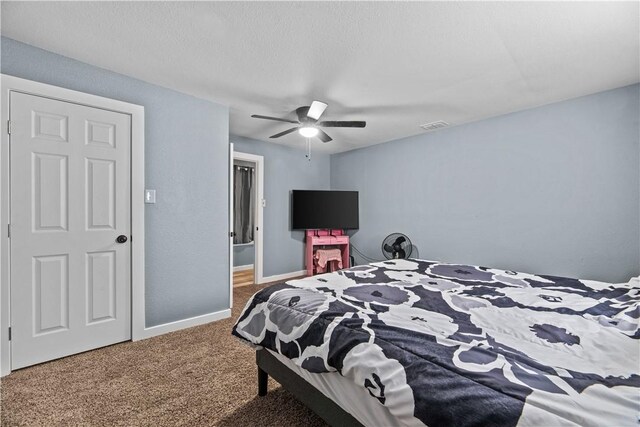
[1, 1, 638, 154]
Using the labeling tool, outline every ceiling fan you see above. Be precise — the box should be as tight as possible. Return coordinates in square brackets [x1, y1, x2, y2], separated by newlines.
[251, 101, 366, 143]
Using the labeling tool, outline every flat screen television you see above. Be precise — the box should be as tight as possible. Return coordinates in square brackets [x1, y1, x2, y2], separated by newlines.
[291, 190, 359, 230]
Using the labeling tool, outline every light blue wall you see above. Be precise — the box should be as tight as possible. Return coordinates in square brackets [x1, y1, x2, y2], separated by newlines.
[331, 84, 640, 283]
[231, 136, 331, 277]
[3, 39, 636, 319]
[1, 37, 230, 326]
[233, 244, 254, 267]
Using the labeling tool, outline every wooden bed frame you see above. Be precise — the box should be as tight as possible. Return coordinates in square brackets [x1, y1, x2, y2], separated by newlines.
[256, 349, 364, 427]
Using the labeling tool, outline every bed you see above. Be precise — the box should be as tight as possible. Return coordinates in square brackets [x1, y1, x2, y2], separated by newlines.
[232, 258, 639, 426]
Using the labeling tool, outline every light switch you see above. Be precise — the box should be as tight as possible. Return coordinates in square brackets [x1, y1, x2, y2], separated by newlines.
[145, 189, 156, 204]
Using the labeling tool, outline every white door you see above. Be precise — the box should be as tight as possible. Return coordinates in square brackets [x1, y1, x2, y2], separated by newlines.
[10, 92, 131, 369]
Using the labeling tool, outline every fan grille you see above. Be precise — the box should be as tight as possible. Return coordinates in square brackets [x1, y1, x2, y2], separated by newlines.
[381, 233, 413, 260]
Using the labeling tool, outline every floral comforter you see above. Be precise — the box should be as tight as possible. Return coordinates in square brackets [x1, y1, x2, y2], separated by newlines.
[233, 259, 639, 426]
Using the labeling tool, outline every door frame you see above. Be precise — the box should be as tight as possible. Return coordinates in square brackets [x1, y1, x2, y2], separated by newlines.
[0, 74, 145, 376]
[231, 150, 265, 285]
[229, 143, 234, 308]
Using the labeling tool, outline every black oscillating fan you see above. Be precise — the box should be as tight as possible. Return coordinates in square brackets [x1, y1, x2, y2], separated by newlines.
[382, 233, 413, 259]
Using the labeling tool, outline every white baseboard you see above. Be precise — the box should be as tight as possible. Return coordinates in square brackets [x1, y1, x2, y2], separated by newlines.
[233, 264, 254, 272]
[258, 270, 306, 284]
[134, 308, 231, 340]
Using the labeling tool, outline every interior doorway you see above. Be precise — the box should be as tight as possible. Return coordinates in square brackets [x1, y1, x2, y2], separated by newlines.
[231, 150, 264, 289]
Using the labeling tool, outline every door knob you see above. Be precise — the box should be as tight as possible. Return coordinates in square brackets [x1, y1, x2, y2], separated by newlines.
[116, 235, 128, 244]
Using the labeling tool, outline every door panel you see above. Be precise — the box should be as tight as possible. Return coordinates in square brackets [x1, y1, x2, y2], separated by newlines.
[86, 158, 116, 230]
[86, 250, 116, 324]
[32, 153, 69, 231]
[10, 92, 131, 369]
[33, 254, 69, 335]
[31, 110, 68, 142]
[85, 120, 115, 148]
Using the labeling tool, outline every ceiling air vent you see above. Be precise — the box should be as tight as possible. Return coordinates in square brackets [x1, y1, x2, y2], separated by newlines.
[420, 121, 449, 132]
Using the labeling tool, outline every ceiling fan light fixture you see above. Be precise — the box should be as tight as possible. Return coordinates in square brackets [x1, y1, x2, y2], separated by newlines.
[299, 126, 319, 138]
[251, 102, 366, 143]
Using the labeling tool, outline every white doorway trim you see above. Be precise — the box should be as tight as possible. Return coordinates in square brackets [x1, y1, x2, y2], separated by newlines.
[0, 74, 145, 376]
[232, 150, 265, 285]
[229, 143, 234, 308]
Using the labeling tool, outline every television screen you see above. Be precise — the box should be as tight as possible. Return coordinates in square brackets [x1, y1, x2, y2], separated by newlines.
[291, 190, 359, 230]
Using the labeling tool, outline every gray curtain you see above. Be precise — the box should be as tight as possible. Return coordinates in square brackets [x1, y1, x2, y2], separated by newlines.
[233, 165, 254, 244]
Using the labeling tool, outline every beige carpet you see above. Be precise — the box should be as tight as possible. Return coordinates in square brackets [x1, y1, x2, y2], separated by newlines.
[0, 283, 327, 426]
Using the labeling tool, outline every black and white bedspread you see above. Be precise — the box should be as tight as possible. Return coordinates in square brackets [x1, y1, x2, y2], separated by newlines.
[232, 259, 639, 426]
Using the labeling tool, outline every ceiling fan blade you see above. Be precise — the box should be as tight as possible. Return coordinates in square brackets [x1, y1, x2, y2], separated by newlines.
[307, 101, 328, 120]
[316, 129, 333, 143]
[251, 114, 299, 124]
[269, 127, 299, 138]
[318, 121, 366, 128]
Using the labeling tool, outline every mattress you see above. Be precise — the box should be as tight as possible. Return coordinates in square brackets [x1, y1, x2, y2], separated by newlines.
[267, 349, 399, 426]
[233, 258, 639, 426]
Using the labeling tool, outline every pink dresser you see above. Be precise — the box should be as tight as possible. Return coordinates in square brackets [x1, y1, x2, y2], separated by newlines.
[305, 230, 350, 276]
